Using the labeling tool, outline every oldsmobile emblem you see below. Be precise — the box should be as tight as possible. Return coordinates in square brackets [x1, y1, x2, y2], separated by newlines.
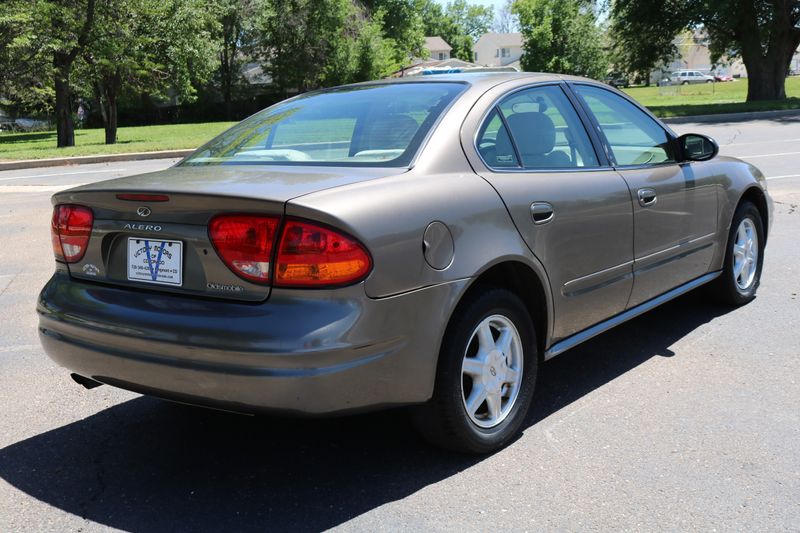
[82, 264, 100, 276]
[207, 282, 245, 292]
[136, 206, 152, 217]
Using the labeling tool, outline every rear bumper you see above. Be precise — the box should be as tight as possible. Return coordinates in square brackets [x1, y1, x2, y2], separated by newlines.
[38, 273, 466, 415]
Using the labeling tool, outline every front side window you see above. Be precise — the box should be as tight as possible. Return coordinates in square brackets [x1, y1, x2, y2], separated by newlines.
[182, 83, 466, 167]
[573, 85, 675, 166]
[478, 85, 599, 170]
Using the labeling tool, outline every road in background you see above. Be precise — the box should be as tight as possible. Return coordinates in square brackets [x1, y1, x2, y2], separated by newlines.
[673, 116, 800, 184]
[0, 158, 178, 190]
[0, 118, 798, 531]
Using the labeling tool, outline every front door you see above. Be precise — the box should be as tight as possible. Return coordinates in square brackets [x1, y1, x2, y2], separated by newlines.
[570, 84, 718, 307]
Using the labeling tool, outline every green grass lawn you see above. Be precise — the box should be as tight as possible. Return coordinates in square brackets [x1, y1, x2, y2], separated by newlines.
[0, 122, 235, 161]
[622, 76, 800, 117]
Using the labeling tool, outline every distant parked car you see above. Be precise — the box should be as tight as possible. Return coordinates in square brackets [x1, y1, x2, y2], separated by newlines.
[604, 72, 629, 88]
[714, 74, 734, 82]
[672, 70, 715, 84]
[12, 118, 49, 131]
[0, 116, 49, 132]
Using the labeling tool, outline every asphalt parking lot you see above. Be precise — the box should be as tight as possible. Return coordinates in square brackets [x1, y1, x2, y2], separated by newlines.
[0, 115, 798, 531]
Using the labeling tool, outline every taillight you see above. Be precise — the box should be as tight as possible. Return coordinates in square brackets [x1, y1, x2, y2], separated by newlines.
[274, 219, 372, 288]
[208, 214, 280, 283]
[51, 205, 94, 263]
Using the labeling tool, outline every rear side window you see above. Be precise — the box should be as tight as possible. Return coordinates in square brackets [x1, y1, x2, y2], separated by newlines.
[182, 83, 466, 167]
[478, 85, 599, 170]
[573, 85, 675, 166]
[477, 109, 520, 168]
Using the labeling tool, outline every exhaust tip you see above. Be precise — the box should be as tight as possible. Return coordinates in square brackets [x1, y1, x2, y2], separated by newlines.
[70, 373, 103, 390]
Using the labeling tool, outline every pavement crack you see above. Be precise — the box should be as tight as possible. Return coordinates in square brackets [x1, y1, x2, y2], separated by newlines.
[773, 200, 797, 214]
[0, 272, 20, 298]
[723, 127, 742, 146]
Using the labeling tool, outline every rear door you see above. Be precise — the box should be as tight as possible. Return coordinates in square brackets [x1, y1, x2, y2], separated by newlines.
[569, 83, 718, 307]
[470, 83, 634, 342]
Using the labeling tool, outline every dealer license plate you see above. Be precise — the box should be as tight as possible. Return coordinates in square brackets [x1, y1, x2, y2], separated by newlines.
[127, 237, 183, 286]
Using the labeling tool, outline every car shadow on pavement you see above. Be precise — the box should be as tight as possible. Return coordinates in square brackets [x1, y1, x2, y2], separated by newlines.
[0, 291, 732, 532]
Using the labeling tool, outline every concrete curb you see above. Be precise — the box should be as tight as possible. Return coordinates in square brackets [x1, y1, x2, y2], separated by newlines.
[662, 108, 800, 124]
[0, 149, 193, 171]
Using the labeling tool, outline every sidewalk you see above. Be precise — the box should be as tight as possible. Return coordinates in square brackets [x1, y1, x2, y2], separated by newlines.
[662, 108, 800, 124]
[0, 149, 193, 171]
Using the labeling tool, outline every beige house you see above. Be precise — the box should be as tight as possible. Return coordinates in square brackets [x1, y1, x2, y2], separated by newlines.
[424, 36, 452, 61]
[657, 31, 747, 80]
[792, 49, 800, 74]
[473, 33, 523, 67]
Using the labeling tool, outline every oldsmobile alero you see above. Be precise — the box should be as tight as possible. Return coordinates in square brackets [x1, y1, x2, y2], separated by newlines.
[38, 73, 772, 453]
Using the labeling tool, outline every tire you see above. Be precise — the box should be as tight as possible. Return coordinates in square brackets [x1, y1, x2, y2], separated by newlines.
[681, 81, 689, 85]
[411, 287, 538, 454]
[710, 201, 765, 306]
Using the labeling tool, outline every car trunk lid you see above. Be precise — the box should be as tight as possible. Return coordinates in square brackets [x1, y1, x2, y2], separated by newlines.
[52, 165, 400, 302]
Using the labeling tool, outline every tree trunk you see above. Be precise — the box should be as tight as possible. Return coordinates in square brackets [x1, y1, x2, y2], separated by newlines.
[744, 61, 787, 101]
[100, 72, 121, 145]
[741, 36, 794, 101]
[104, 94, 117, 145]
[54, 60, 75, 148]
[93, 82, 108, 125]
[224, 80, 232, 121]
[220, 45, 232, 120]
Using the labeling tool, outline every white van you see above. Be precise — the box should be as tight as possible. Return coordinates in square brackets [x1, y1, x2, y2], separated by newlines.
[671, 70, 715, 84]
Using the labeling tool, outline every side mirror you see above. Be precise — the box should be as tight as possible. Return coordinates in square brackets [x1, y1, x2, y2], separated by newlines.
[678, 133, 718, 162]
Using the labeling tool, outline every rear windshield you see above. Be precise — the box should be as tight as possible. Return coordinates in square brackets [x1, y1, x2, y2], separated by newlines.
[181, 83, 466, 167]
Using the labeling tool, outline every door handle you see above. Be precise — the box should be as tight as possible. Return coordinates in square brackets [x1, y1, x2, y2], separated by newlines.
[637, 188, 657, 207]
[530, 202, 555, 225]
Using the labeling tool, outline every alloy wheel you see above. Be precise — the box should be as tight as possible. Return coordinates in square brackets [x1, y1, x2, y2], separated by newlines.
[733, 218, 758, 291]
[461, 314, 524, 429]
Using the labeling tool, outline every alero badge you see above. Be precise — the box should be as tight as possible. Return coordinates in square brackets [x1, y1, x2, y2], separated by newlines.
[137, 206, 152, 217]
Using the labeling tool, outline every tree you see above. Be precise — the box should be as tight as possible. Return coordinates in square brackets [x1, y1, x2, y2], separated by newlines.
[352, 12, 405, 81]
[513, 0, 607, 79]
[18, 1, 97, 147]
[212, 0, 257, 120]
[0, 2, 54, 117]
[48, 0, 97, 147]
[361, 0, 426, 63]
[611, 0, 800, 101]
[253, 0, 400, 93]
[493, 0, 519, 33]
[80, 0, 219, 144]
[416, 0, 494, 61]
[447, 0, 495, 42]
[253, 0, 348, 92]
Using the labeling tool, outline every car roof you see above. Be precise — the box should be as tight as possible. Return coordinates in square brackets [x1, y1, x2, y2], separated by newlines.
[344, 72, 598, 92]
